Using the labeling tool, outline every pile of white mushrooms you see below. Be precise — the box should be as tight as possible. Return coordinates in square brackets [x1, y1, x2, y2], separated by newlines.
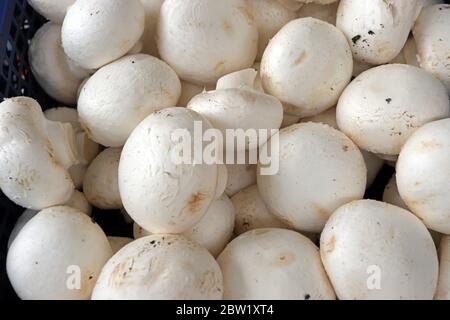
[1, 0, 450, 300]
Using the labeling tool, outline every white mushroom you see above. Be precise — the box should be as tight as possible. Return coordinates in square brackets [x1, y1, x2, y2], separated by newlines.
[7, 206, 112, 300]
[28, 0, 75, 23]
[78, 54, 181, 147]
[261, 18, 353, 117]
[29, 22, 91, 105]
[320, 200, 439, 300]
[297, 1, 340, 25]
[225, 163, 257, 197]
[7, 210, 37, 249]
[140, 0, 164, 56]
[231, 185, 290, 235]
[246, 0, 297, 61]
[336, 0, 423, 64]
[214, 164, 228, 200]
[61, 0, 145, 69]
[301, 107, 384, 188]
[134, 195, 235, 257]
[276, 0, 304, 11]
[92, 235, 223, 299]
[44, 106, 99, 189]
[188, 70, 283, 152]
[337, 64, 450, 156]
[0, 97, 98, 210]
[257, 122, 366, 233]
[83, 148, 122, 210]
[396, 119, 450, 234]
[413, 4, 450, 94]
[436, 236, 450, 300]
[157, 0, 258, 85]
[217, 228, 336, 299]
[119, 108, 219, 234]
[107, 237, 133, 254]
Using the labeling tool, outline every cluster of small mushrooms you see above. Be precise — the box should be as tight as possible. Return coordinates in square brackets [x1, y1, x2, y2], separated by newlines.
[1, 0, 450, 300]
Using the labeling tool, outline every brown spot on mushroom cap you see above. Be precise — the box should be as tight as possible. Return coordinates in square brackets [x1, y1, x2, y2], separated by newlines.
[236, 6, 254, 25]
[342, 145, 349, 152]
[273, 252, 295, 266]
[325, 235, 336, 254]
[223, 20, 232, 33]
[109, 257, 135, 287]
[312, 203, 330, 219]
[187, 192, 207, 214]
[417, 140, 443, 152]
[293, 51, 308, 66]
[213, 61, 225, 75]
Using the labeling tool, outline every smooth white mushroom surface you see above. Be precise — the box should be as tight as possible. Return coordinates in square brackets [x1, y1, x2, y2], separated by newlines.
[257, 122, 366, 233]
[231, 185, 290, 236]
[246, 0, 297, 61]
[413, 4, 450, 94]
[78, 54, 181, 147]
[218, 228, 336, 300]
[436, 236, 450, 300]
[261, 17, 353, 117]
[225, 163, 257, 197]
[157, 0, 258, 85]
[321, 200, 439, 300]
[297, 1, 340, 25]
[7, 206, 113, 300]
[119, 108, 218, 234]
[28, 0, 75, 23]
[396, 119, 450, 234]
[61, 0, 145, 69]
[107, 237, 133, 254]
[337, 64, 450, 156]
[29, 22, 90, 105]
[134, 195, 235, 257]
[336, 0, 423, 64]
[0, 97, 98, 210]
[92, 235, 223, 300]
[83, 148, 122, 210]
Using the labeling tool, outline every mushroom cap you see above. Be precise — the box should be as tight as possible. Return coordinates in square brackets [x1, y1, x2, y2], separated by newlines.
[261, 18, 353, 117]
[413, 4, 450, 94]
[28, 0, 75, 23]
[396, 119, 450, 234]
[6, 206, 112, 300]
[225, 163, 257, 197]
[29, 22, 89, 105]
[83, 148, 122, 210]
[217, 228, 336, 299]
[246, 0, 297, 61]
[336, 0, 423, 64]
[107, 237, 133, 254]
[64, 190, 92, 216]
[92, 234, 223, 299]
[257, 122, 366, 233]
[336, 64, 450, 156]
[276, 0, 304, 12]
[61, 0, 145, 69]
[297, 1, 340, 25]
[214, 164, 228, 199]
[436, 236, 450, 300]
[78, 54, 181, 147]
[231, 185, 289, 235]
[7, 209, 37, 249]
[0, 97, 74, 210]
[320, 200, 438, 300]
[188, 88, 283, 151]
[119, 108, 218, 234]
[157, 0, 258, 85]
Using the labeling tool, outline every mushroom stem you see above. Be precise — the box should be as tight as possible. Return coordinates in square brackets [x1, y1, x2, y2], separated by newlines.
[46, 120, 95, 169]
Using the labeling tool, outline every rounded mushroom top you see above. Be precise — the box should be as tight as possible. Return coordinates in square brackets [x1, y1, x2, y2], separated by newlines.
[6, 206, 112, 300]
[119, 107, 219, 234]
[336, 64, 450, 156]
[0, 97, 74, 209]
[217, 228, 336, 300]
[261, 17, 353, 117]
[28, 0, 75, 23]
[320, 200, 438, 300]
[336, 0, 423, 64]
[78, 54, 181, 147]
[92, 234, 223, 300]
[61, 0, 145, 69]
[157, 0, 258, 85]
